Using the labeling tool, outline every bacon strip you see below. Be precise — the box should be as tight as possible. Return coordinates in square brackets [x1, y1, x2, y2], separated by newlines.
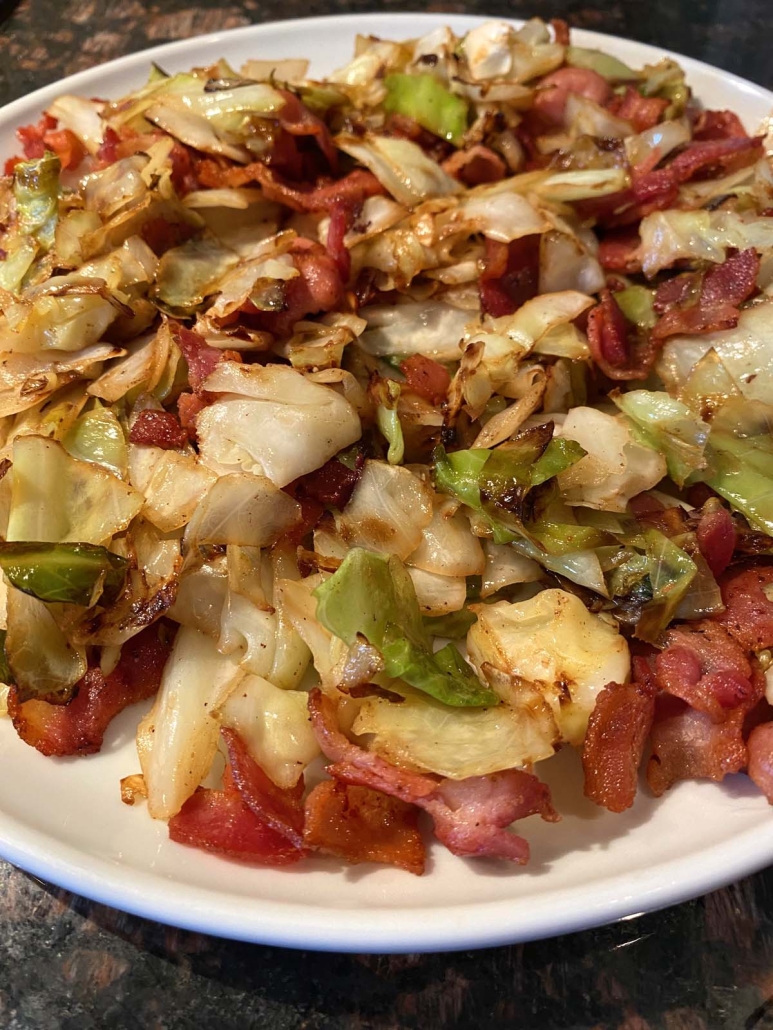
[646, 696, 747, 796]
[129, 409, 187, 449]
[8, 625, 172, 757]
[479, 235, 540, 317]
[696, 505, 736, 577]
[652, 249, 760, 340]
[533, 67, 611, 127]
[276, 89, 338, 172]
[442, 145, 506, 186]
[608, 88, 668, 133]
[692, 109, 748, 142]
[655, 620, 758, 722]
[308, 689, 557, 864]
[716, 565, 773, 651]
[303, 780, 426, 874]
[400, 354, 451, 405]
[221, 728, 305, 848]
[582, 664, 657, 813]
[246, 240, 345, 338]
[598, 229, 643, 274]
[170, 323, 233, 392]
[290, 458, 361, 510]
[168, 789, 302, 864]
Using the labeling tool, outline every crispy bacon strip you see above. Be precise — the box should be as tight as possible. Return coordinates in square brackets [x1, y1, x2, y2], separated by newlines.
[646, 696, 747, 796]
[170, 322, 240, 392]
[608, 87, 668, 132]
[598, 229, 643, 273]
[168, 789, 302, 865]
[308, 689, 557, 864]
[129, 409, 187, 449]
[221, 728, 305, 848]
[652, 249, 760, 340]
[533, 67, 611, 127]
[716, 565, 773, 652]
[692, 109, 748, 141]
[442, 145, 506, 186]
[400, 354, 451, 405]
[655, 620, 758, 722]
[276, 88, 338, 172]
[8, 625, 172, 757]
[246, 240, 345, 338]
[304, 780, 426, 874]
[747, 723, 773, 804]
[479, 235, 540, 317]
[582, 662, 657, 813]
[696, 505, 737, 577]
[290, 458, 361, 510]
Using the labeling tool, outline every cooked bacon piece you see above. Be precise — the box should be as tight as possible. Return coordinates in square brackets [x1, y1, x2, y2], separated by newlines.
[221, 728, 305, 848]
[582, 662, 657, 813]
[303, 780, 426, 874]
[692, 109, 748, 141]
[170, 323, 226, 392]
[308, 689, 557, 864]
[140, 216, 197, 256]
[587, 288, 661, 380]
[747, 722, 773, 803]
[277, 89, 338, 172]
[290, 458, 361, 509]
[550, 17, 570, 45]
[668, 135, 763, 182]
[8, 625, 172, 757]
[716, 566, 773, 652]
[652, 249, 760, 340]
[646, 695, 747, 795]
[696, 505, 737, 577]
[533, 67, 611, 127]
[42, 129, 87, 170]
[176, 391, 207, 440]
[169, 789, 302, 864]
[129, 409, 187, 449]
[442, 145, 506, 186]
[598, 229, 643, 273]
[248, 241, 344, 338]
[655, 620, 759, 722]
[198, 159, 384, 213]
[608, 87, 668, 133]
[400, 354, 451, 405]
[17, 113, 58, 159]
[479, 235, 540, 317]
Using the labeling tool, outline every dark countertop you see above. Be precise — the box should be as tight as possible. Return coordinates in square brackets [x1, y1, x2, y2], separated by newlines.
[1, 2, 772, 1027]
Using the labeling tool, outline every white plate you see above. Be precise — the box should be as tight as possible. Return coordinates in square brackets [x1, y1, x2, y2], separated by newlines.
[1, 13, 772, 954]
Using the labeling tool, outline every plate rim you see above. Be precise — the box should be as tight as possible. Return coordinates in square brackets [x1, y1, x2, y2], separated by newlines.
[1, 11, 772, 954]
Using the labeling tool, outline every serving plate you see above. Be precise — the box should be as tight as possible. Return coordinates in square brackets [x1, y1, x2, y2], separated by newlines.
[0, 13, 772, 954]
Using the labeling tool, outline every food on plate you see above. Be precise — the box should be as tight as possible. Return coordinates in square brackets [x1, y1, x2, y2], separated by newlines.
[1, 17, 772, 875]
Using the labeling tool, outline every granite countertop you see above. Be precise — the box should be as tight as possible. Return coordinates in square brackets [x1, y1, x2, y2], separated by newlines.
[1, 1, 773, 1027]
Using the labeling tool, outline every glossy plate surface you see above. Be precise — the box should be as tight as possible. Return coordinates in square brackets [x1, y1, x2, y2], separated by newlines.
[0, 13, 771, 953]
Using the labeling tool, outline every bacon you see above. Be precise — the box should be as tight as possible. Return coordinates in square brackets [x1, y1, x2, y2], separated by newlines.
[42, 129, 87, 170]
[668, 135, 763, 182]
[533, 67, 611, 127]
[582, 662, 657, 813]
[400, 354, 451, 405]
[646, 695, 747, 795]
[442, 145, 506, 186]
[308, 689, 557, 864]
[221, 728, 305, 848]
[8, 624, 172, 757]
[652, 249, 760, 339]
[277, 89, 338, 173]
[550, 17, 570, 45]
[608, 87, 668, 133]
[692, 109, 748, 142]
[169, 322, 238, 393]
[176, 391, 207, 439]
[655, 620, 759, 722]
[290, 458, 361, 509]
[248, 242, 344, 338]
[168, 789, 302, 864]
[479, 235, 540, 317]
[587, 288, 660, 380]
[129, 409, 187, 449]
[326, 202, 351, 282]
[303, 780, 426, 874]
[140, 216, 197, 256]
[716, 565, 773, 651]
[696, 505, 737, 577]
[747, 722, 773, 803]
[598, 229, 643, 273]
